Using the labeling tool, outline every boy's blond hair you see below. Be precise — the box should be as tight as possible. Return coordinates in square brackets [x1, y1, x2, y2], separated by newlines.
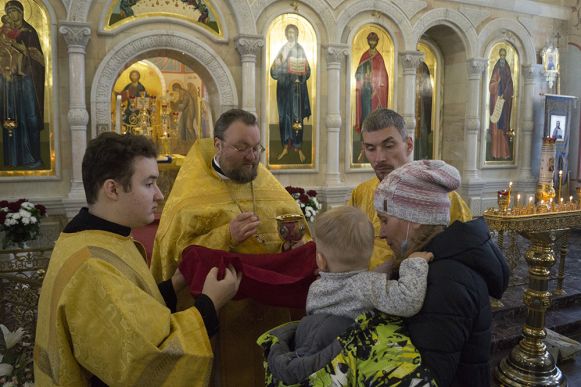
[314, 206, 374, 271]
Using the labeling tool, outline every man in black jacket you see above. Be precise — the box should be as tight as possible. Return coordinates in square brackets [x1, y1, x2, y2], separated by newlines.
[374, 159, 509, 386]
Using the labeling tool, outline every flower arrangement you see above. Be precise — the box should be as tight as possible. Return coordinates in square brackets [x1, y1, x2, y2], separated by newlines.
[0, 324, 33, 386]
[0, 199, 46, 249]
[285, 186, 322, 222]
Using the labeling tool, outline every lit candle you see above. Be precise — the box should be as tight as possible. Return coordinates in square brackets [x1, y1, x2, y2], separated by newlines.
[508, 181, 513, 193]
[517, 194, 521, 208]
[558, 170, 563, 201]
[570, 196, 573, 203]
[529, 196, 533, 206]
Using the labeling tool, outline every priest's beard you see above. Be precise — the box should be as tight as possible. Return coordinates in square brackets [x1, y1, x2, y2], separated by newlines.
[220, 156, 259, 183]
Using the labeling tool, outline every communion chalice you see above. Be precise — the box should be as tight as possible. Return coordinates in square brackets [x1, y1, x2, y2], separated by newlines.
[276, 214, 306, 251]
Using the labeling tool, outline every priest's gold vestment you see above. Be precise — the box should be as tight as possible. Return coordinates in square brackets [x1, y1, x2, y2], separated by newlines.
[34, 230, 213, 386]
[151, 138, 310, 387]
[348, 176, 472, 269]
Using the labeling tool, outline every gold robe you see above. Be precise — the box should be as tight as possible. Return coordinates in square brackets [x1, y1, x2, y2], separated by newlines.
[151, 138, 310, 387]
[348, 176, 473, 269]
[34, 230, 213, 387]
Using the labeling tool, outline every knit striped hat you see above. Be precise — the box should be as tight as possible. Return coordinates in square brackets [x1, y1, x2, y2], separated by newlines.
[374, 160, 461, 225]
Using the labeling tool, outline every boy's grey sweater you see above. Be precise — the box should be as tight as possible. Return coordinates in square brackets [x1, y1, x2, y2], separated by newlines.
[306, 257, 429, 319]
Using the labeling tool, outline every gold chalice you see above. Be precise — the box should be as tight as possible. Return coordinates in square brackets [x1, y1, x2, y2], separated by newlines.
[275, 214, 306, 251]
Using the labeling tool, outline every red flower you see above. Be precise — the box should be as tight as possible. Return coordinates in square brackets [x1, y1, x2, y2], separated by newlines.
[7, 201, 21, 212]
[307, 190, 317, 197]
[35, 204, 47, 216]
[299, 193, 310, 204]
[0, 211, 6, 225]
[0, 200, 8, 208]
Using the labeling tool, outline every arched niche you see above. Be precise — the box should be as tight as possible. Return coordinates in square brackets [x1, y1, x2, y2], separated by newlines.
[90, 31, 238, 137]
[336, 1, 414, 50]
[478, 18, 535, 65]
[414, 24, 469, 173]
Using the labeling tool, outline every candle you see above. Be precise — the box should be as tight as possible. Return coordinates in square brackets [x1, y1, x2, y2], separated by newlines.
[115, 95, 122, 134]
[570, 196, 573, 203]
[558, 170, 563, 201]
[508, 181, 513, 193]
[517, 194, 521, 208]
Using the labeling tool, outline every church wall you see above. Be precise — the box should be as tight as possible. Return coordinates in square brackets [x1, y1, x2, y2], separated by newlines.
[2, 0, 580, 219]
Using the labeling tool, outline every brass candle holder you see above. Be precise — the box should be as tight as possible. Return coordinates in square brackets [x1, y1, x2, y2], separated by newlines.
[484, 208, 581, 386]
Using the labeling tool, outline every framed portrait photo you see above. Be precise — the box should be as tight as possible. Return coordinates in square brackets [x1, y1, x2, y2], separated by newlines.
[549, 115, 566, 142]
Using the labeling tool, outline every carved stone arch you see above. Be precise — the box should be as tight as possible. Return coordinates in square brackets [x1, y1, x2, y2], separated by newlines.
[225, 0, 255, 35]
[479, 18, 536, 65]
[252, 0, 334, 43]
[67, 0, 91, 22]
[412, 8, 477, 58]
[90, 30, 238, 136]
[335, 0, 413, 49]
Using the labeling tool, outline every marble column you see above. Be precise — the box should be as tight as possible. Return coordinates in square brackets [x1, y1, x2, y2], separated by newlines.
[235, 35, 264, 115]
[59, 22, 91, 217]
[519, 64, 543, 182]
[464, 58, 488, 180]
[399, 51, 423, 153]
[324, 44, 349, 186]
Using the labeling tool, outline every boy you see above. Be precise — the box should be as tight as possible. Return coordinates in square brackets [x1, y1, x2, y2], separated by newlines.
[35, 133, 242, 386]
[260, 206, 433, 386]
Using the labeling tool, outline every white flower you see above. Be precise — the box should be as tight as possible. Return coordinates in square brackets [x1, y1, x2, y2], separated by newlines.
[0, 207, 7, 212]
[10, 213, 20, 220]
[21, 202, 34, 210]
[0, 325, 24, 350]
[0, 363, 14, 377]
[19, 209, 31, 218]
[21, 217, 30, 225]
[29, 216, 37, 224]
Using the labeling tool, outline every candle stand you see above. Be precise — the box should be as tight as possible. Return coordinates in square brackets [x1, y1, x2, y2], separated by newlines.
[484, 208, 581, 386]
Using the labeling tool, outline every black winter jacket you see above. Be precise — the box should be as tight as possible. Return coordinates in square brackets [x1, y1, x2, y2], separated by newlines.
[406, 217, 509, 387]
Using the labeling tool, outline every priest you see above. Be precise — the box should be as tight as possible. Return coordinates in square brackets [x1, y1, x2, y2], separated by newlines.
[151, 108, 311, 386]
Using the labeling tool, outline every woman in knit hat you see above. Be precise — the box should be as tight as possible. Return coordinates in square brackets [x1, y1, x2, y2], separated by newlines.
[374, 159, 510, 387]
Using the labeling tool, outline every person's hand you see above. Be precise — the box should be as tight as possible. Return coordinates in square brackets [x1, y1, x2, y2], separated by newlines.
[201, 265, 243, 311]
[289, 238, 306, 250]
[372, 260, 395, 275]
[171, 268, 187, 293]
[229, 212, 260, 246]
[408, 251, 433, 263]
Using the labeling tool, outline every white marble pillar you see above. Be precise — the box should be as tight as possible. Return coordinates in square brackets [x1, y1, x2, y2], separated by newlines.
[325, 44, 349, 186]
[59, 22, 91, 217]
[464, 58, 488, 181]
[519, 64, 543, 182]
[399, 51, 423, 152]
[235, 35, 264, 115]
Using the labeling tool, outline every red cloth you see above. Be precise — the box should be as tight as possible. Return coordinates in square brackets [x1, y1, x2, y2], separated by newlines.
[179, 242, 317, 309]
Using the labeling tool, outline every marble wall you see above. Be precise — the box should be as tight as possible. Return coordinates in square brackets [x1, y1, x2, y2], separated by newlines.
[0, 0, 579, 217]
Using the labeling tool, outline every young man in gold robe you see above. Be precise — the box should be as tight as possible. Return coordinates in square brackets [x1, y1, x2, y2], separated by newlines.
[35, 133, 241, 386]
[151, 108, 310, 386]
[348, 108, 472, 269]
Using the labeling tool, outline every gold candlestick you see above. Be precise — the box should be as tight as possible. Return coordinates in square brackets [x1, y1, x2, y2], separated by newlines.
[484, 209, 581, 387]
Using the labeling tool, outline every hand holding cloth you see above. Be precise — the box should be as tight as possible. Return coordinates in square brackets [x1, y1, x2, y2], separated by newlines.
[179, 242, 317, 308]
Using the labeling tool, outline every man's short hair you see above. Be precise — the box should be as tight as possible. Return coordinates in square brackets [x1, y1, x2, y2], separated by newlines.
[361, 108, 407, 139]
[315, 206, 374, 269]
[82, 132, 157, 205]
[213, 109, 258, 140]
